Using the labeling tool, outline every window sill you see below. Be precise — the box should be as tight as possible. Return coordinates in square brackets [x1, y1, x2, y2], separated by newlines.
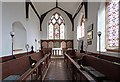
[101, 51, 120, 58]
[106, 49, 120, 52]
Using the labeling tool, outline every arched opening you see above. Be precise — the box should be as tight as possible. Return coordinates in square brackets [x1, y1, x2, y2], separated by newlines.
[12, 21, 27, 52]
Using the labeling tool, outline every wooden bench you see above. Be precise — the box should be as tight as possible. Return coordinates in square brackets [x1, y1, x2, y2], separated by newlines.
[1, 50, 47, 80]
[64, 53, 96, 82]
[87, 52, 120, 63]
[89, 70, 105, 81]
[84, 66, 96, 71]
[2, 55, 30, 80]
[84, 66, 105, 81]
[17, 53, 51, 81]
[0, 52, 34, 63]
[67, 51, 120, 82]
[82, 55, 120, 82]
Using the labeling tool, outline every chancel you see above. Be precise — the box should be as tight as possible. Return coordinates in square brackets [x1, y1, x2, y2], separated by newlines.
[0, 0, 120, 82]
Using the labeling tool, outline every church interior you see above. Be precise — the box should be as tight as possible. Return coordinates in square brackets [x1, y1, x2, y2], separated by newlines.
[0, 0, 120, 82]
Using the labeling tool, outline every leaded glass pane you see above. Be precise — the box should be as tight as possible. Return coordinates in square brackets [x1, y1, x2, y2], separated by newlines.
[107, 0, 119, 48]
[60, 16, 63, 20]
[81, 22, 85, 37]
[58, 18, 62, 24]
[49, 19, 51, 24]
[51, 16, 54, 19]
[60, 23, 64, 39]
[54, 24, 60, 39]
[49, 23, 53, 39]
[55, 13, 59, 19]
[52, 18, 56, 24]
[48, 12, 65, 40]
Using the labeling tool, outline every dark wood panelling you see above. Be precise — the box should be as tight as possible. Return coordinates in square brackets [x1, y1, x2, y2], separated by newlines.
[84, 2, 88, 19]
[25, 1, 30, 19]
[41, 40, 73, 49]
[82, 55, 120, 82]
[1, 51, 47, 80]
[0, 52, 34, 63]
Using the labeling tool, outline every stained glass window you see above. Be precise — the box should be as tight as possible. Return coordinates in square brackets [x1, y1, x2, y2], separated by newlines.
[49, 23, 53, 39]
[106, 0, 119, 49]
[48, 12, 65, 39]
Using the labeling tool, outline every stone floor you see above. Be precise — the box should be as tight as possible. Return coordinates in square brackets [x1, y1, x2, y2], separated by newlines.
[44, 58, 72, 81]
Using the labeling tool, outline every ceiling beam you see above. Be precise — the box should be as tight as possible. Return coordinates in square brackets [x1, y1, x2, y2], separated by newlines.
[40, 7, 56, 31]
[58, 7, 74, 31]
[26, 0, 41, 19]
[40, 6, 74, 31]
[73, 2, 88, 20]
[25, 1, 30, 19]
[29, 2, 41, 19]
[84, 2, 88, 19]
[25, 0, 87, 31]
[73, 2, 84, 19]
[56, 0, 58, 7]
[25, 0, 41, 30]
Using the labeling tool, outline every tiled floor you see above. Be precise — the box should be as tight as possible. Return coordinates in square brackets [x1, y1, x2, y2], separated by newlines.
[44, 58, 72, 81]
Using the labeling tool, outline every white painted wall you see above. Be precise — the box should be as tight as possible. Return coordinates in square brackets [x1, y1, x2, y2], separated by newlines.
[1, 2, 40, 57]
[74, 2, 99, 53]
[97, 2, 106, 52]
[13, 21, 27, 51]
[0, 1, 2, 55]
[26, 5, 40, 51]
[0, 0, 2, 79]
[74, 4, 85, 50]
[85, 2, 99, 53]
[41, 8, 73, 40]
[1, 2, 104, 56]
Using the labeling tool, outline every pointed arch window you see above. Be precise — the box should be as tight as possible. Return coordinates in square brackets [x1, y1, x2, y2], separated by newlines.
[77, 14, 85, 39]
[48, 12, 65, 39]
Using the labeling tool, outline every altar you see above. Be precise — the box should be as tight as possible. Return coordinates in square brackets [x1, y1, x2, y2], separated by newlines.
[52, 48, 62, 55]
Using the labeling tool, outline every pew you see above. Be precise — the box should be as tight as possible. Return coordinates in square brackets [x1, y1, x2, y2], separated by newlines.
[2, 55, 30, 80]
[1, 50, 51, 81]
[0, 52, 34, 63]
[42, 48, 52, 54]
[66, 49, 76, 59]
[99, 54, 120, 63]
[82, 55, 120, 82]
[64, 53, 96, 82]
[17, 53, 51, 81]
[87, 52, 120, 63]
[65, 50, 120, 82]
